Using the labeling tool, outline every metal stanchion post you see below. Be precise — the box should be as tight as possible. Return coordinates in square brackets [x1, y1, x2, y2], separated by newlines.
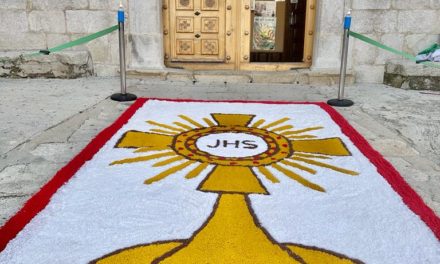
[111, 1, 137, 102]
[328, 10, 354, 107]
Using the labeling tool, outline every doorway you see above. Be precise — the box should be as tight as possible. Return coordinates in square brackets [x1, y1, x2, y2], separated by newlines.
[162, 0, 316, 71]
[250, 0, 306, 63]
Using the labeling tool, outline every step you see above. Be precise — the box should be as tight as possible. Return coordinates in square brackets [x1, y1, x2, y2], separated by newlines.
[384, 59, 440, 91]
[0, 51, 93, 78]
[127, 68, 354, 85]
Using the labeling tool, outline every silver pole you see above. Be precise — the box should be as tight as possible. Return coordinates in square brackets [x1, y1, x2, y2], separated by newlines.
[118, 20, 127, 95]
[338, 28, 350, 100]
[327, 10, 353, 107]
[111, 2, 137, 102]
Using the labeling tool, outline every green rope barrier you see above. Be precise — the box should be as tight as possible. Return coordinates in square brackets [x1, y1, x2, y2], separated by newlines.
[25, 25, 118, 57]
[349, 31, 440, 69]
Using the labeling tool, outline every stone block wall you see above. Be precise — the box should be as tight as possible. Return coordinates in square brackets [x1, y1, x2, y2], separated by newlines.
[0, 0, 125, 76]
[348, 0, 440, 83]
[0, 0, 439, 81]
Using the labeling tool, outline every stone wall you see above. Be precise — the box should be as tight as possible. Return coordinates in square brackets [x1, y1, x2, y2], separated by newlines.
[0, 0, 439, 81]
[0, 0, 124, 76]
[349, 0, 440, 82]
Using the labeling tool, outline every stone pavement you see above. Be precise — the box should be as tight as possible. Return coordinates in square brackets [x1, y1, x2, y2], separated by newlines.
[0, 77, 439, 226]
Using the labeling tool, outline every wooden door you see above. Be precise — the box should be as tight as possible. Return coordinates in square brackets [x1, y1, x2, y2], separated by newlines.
[169, 0, 226, 62]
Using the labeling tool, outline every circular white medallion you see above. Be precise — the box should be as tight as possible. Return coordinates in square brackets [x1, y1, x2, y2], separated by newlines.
[195, 132, 268, 158]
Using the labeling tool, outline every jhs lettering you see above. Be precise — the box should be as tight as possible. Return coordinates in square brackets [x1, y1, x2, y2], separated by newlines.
[207, 140, 258, 149]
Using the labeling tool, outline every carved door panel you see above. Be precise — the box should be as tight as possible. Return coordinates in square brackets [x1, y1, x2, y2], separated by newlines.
[170, 0, 226, 62]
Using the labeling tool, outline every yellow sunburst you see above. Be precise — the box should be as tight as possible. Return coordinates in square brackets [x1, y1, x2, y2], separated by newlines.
[98, 113, 361, 263]
[111, 113, 358, 193]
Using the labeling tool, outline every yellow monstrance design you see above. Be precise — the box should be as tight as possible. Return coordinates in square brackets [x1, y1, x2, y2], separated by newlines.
[93, 114, 362, 263]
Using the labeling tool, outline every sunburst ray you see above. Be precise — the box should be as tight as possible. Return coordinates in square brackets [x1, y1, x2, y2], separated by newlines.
[203, 118, 216, 127]
[179, 115, 204, 128]
[271, 163, 325, 192]
[185, 163, 210, 179]
[251, 118, 265, 128]
[134, 146, 170, 153]
[280, 160, 316, 174]
[147, 120, 186, 132]
[294, 153, 331, 160]
[290, 157, 359, 176]
[145, 160, 195, 184]
[280, 126, 323, 136]
[110, 151, 176, 165]
[153, 156, 186, 167]
[150, 129, 179, 135]
[173, 121, 194, 130]
[261, 117, 290, 129]
[271, 125, 294, 132]
[256, 166, 280, 183]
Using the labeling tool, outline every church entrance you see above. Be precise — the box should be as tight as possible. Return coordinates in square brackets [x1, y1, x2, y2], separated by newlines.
[162, 0, 316, 71]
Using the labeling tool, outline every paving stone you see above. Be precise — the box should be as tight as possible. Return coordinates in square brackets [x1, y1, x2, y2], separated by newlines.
[369, 139, 420, 157]
[30, 143, 83, 163]
[0, 163, 58, 195]
[387, 157, 430, 182]
[0, 196, 29, 225]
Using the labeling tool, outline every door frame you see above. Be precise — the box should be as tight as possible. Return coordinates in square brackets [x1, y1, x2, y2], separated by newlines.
[162, 0, 316, 71]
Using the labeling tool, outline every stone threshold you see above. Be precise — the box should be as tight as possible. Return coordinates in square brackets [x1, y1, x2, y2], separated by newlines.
[384, 59, 440, 91]
[126, 68, 354, 86]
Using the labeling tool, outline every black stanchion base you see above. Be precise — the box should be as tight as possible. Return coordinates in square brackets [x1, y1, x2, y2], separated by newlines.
[327, 99, 354, 107]
[111, 93, 137, 102]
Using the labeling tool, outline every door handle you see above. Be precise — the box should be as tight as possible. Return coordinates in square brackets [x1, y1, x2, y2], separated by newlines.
[194, 11, 201, 16]
[195, 34, 201, 38]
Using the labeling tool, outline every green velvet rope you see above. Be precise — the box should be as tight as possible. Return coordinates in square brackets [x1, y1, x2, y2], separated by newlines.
[26, 25, 118, 56]
[349, 31, 440, 69]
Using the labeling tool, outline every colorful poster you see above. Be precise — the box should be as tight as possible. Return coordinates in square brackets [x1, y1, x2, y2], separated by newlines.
[253, 1, 277, 51]
[253, 17, 276, 51]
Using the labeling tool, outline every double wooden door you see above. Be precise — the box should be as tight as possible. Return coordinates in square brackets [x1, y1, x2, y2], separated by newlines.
[163, 0, 316, 70]
[168, 0, 226, 62]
